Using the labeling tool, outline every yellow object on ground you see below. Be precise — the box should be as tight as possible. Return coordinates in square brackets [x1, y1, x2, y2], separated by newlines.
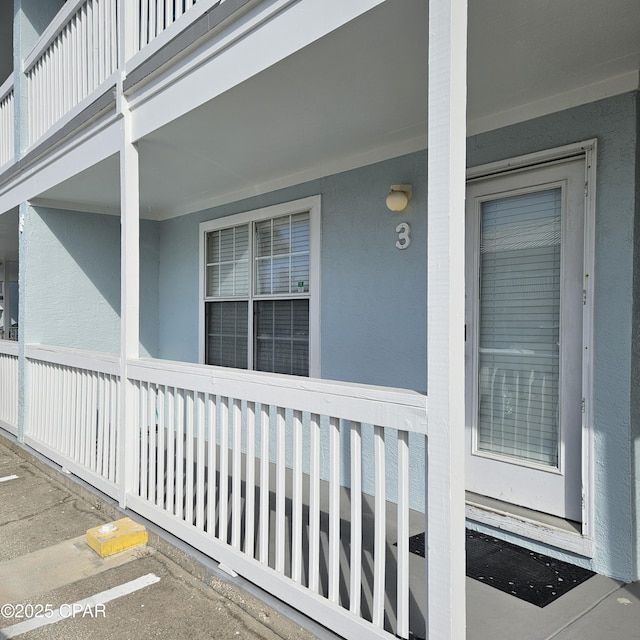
[86, 517, 148, 557]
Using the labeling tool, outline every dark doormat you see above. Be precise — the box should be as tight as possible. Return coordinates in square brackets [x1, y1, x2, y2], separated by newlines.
[406, 530, 595, 607]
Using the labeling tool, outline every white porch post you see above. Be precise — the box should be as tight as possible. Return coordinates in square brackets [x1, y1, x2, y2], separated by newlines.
[426, 0, 467, 637]
[117, 0, 141, 508]
[118, 104, 140, 508]
[1, 261, 8, 339]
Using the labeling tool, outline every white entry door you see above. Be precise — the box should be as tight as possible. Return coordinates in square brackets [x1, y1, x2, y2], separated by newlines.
[465, 157, 586, 522]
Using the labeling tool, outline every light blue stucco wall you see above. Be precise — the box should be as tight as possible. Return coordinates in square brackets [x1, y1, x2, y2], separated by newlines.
[157, 91, 638, 580]
[24, 207, 160, 358]
[158, 153, 428, 393]
[467, 92, 639, 581]
[24, 206, 121, 353]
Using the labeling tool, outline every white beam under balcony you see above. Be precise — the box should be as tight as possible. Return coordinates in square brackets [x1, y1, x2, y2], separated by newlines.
[426, 0, 467, 637]
[127, 0, 387, 141]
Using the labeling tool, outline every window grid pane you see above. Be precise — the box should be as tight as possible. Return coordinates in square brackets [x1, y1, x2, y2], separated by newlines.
[478, 188, 561, 467]
[205, 225, 249, 297]
[254, 213, 310, 295]
[254, 299, 309, 376]
[205, 301, 248, 369]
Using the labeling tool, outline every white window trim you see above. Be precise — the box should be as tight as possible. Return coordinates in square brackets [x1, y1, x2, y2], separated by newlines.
[465, 140, 597, 558]
[198, 195, 321, 378]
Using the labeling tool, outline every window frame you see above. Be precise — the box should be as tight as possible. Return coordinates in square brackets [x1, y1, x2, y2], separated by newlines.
[199, 195, 321, 377]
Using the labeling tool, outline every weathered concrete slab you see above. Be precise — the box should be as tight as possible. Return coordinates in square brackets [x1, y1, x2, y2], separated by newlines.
[0, 535, 149, 602]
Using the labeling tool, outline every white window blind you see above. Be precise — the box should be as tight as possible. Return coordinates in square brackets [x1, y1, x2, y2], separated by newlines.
[255, 213, 310, 295]
[206, 225, 249, 296]
[204, 210, 312, 376]
[478, 188, 561, 467]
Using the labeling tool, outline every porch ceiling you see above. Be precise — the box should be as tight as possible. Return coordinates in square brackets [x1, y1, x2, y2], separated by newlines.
[31, 0, 640, 221]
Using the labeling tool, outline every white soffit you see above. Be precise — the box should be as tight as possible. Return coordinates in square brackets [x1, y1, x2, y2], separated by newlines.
[29, 0, 640, 219]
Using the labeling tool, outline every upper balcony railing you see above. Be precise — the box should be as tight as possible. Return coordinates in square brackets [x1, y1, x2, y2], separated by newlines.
[0, 76, 14, 168]
[23, 0, 119, 148]
[20, 0, 231, 151]
[136, 0, 208, 51]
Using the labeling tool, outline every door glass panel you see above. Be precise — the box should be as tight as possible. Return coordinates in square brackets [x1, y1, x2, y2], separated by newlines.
[478, 188, 561, 467]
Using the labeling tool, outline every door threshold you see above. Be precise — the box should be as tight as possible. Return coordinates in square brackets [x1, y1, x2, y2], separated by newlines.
[466, 492, 593, 558]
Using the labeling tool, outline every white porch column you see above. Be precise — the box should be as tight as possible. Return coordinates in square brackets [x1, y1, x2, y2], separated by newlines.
[117, 0, 143, 511]
[426, 0, 467, 637]
[118, 98, 140, 507]
[1, 261, 7, 339]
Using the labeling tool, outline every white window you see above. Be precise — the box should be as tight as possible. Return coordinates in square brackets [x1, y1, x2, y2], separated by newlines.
[200, 196, 321, 377]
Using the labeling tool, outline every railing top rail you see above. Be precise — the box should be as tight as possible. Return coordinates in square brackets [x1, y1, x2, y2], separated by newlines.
[0, 75, 13, 104]
[26, 344, 120, 376]
[0, 340, 19, 357]
[128, 357, 428, 434]
[23, 0, 90, 74]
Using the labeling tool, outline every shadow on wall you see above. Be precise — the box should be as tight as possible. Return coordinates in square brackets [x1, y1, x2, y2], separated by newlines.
[30, 207, 159, 358]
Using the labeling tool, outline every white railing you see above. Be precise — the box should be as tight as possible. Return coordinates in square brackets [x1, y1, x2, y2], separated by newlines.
[0, 77, 14, 168]
[126, 358, 428, 640]
[136, 0, 212, 50]
[25, 345, 120, 498]
[17, 347, 432, 638]
[0, 341, 19, 434]
[23, 0, 118, 147]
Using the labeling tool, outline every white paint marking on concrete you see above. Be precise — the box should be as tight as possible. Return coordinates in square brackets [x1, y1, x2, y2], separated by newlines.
[0, 475, 18, 483]
[0, 573, 160, 638]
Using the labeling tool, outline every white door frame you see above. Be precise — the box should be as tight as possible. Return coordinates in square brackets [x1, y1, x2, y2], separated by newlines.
[465, 140, 596, 557]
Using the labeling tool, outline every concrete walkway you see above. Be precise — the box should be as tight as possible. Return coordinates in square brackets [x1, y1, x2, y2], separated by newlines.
[0, 434, 325, 640]
[1, 431, 639, 640]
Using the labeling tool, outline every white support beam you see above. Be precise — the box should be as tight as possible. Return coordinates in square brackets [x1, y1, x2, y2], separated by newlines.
[426, 0, 467, 637]
[118, 97, 140, 508]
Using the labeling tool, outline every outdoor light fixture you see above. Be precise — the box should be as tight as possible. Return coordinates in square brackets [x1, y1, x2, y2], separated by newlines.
[386, 184, 412, 212]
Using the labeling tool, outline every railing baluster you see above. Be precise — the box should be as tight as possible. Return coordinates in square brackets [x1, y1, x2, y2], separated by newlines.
[82, 369, 91, 465]
[329, 416, 341, 604]
[218, 396, 229, 543]
[149, 0, 157, 43]
[109, 374, 118, 483]
[156, 385, 166, 508]
[166, 387, 175, 515]
[141, 0, 150, 50]
[185, 389, 195, 525]
[69, 368, 76, 457]
[259, 403, 269, 565]
[275, 406, 286, 574]
[140, 381, 149, 499]
[350, 420, 362, 615]
[195, 391, 206, 530]
[244, 401, 256, 557]
[148, 383, 157, 506]
[62, 366, 71, 456]
[132, 380, 141, 496]
[175, 388, 185, 520]
[96, 373, 106, 475]
[397, 430, 410, 639]
[206, 393, 217, 536]
[291, 409, 303, 584]
[77, 369, 89, 466]
[231, 398, 242, 549]
[308, 413, 321, 593]
[372, 425, 386, 628]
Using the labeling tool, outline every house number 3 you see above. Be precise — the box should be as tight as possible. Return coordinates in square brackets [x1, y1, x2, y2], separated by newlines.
[395, 222, 411, 250]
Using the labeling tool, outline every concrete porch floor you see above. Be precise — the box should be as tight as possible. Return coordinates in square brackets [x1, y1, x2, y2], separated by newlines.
[467, 571, 639, 640]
